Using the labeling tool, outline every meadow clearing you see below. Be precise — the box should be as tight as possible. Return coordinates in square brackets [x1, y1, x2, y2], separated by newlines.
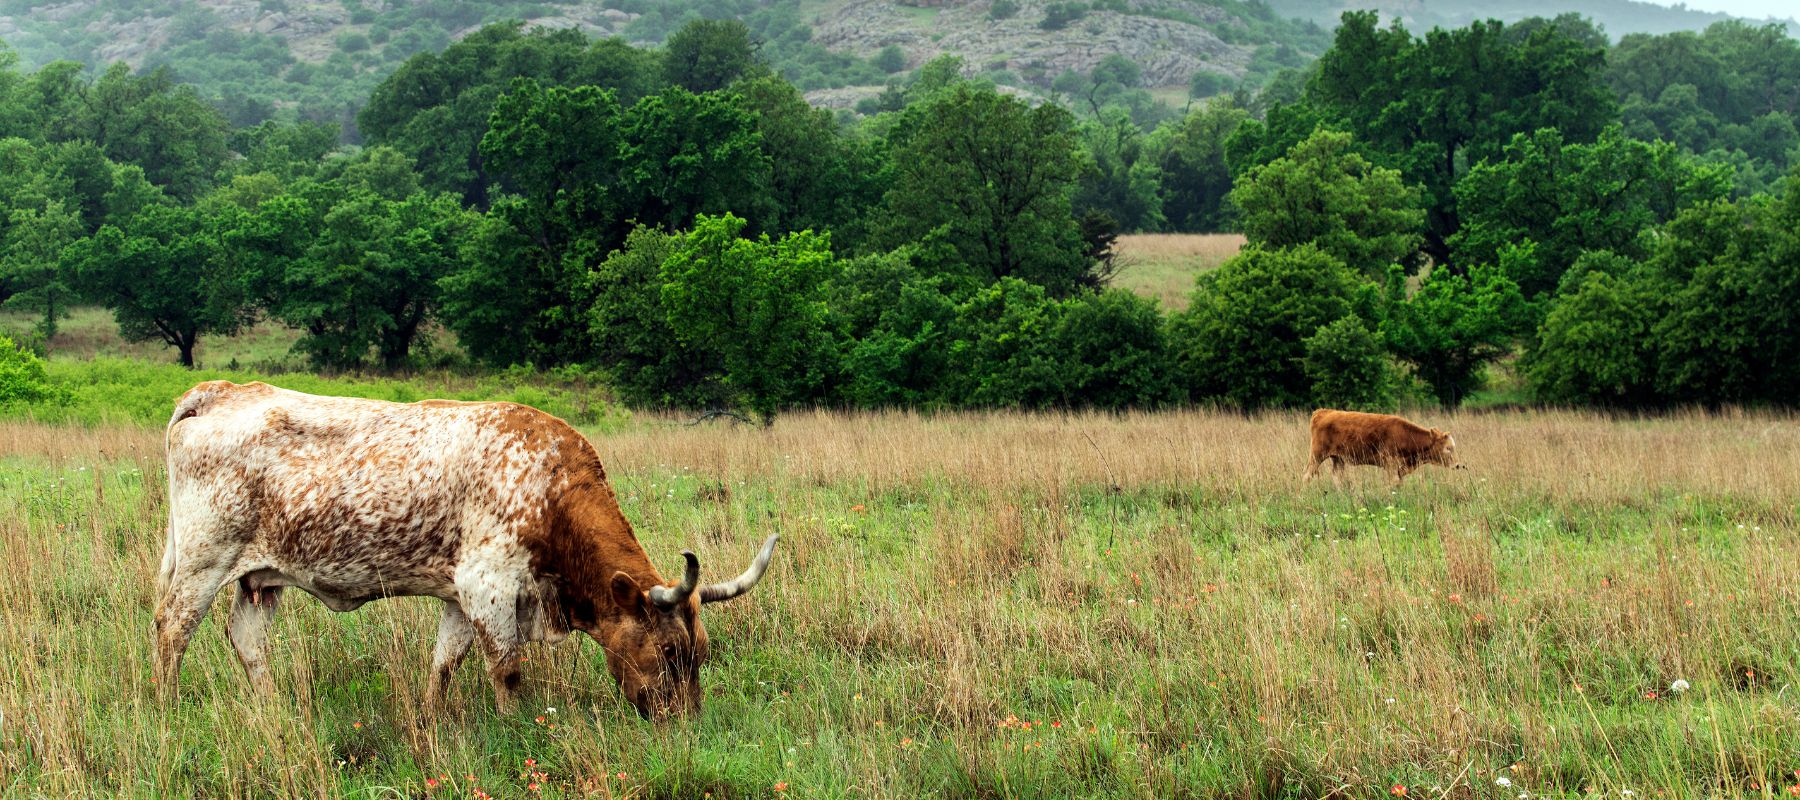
[1, 403, 1797, 798]
[1105, 233, 1247, 311]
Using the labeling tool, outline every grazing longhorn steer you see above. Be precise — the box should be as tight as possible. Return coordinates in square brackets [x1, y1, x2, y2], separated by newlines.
[154, 380, 777, 718]
[1303, 408, 1465, 487]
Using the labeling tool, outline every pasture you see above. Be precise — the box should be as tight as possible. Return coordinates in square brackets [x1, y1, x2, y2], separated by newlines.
[2, 407, 1797, 798]
[1111, 233, 1247, 310]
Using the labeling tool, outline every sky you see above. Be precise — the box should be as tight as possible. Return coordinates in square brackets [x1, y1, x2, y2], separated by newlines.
[1641, 0, 1798, 21]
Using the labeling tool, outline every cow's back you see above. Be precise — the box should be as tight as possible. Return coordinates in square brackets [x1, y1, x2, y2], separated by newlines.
[165, 382, 576, 589]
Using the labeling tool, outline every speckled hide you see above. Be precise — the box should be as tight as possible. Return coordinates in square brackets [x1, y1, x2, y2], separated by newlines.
[152, 380, 777, 717]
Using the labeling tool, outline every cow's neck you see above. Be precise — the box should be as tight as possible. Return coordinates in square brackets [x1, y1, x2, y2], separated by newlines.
[548, 475, 667, 626]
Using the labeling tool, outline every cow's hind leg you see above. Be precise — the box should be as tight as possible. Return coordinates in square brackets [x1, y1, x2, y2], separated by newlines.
[425, 600, 476, 710]
[227, 583, 283, 695]
[1330, 458, 1347, 490]
[153, 548, 240, 700]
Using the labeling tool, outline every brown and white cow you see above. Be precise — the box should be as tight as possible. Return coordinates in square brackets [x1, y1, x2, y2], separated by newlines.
[1303, 408, 1465, 487]
[154, 380, 777, 718]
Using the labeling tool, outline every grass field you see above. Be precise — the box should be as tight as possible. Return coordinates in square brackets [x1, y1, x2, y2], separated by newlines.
[1112, 233, 1247, 311]
[2, 406, 1797, 798]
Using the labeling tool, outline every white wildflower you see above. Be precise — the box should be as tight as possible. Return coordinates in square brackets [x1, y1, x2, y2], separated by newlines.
[1669, 679, 1690, 693]
[1495, 776, 1512, 787]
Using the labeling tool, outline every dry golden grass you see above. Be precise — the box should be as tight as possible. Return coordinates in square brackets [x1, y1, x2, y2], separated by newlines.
[1111, 233, 1246, 310]
[2, 408, 1797, 797]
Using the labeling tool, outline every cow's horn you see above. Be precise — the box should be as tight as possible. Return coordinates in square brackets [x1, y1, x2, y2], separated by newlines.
[699, 535, 779, 604]
[648, 551, 700, 608]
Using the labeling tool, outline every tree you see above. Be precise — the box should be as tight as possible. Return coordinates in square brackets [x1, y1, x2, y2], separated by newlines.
[661, 214, 839, 423]
[79, 64, 229, 201]
[64, 202, 254, 367]
[878, 83, 1090, 294]
[1228, 127, 1424, 277]
[1383, 259, 1529, 407]
[1303, 316, 1395, 411]
[587, 226, 728, 408]
[1306, 12, 1617, 266]
[737, 75, 883, 242]
[619, 87, 775, 233]
[1148, 97, 1249, 232]
[0, 333, 60, 406]
[662, 18, 759, 93]
[1525, 269, 1668, 406]
[1451, 126, 1731, 300]
[359, 23, 661, 206]
[0, 200, 82, 340]
[1075, 110, 1165, 233]
[1043, 289, 1177, 409]
[1170, 244, 1371, 408]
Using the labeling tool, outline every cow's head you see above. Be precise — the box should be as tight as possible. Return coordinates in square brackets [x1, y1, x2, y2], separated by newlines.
[1430, 429, 1465, 469]
[598, 535, 779, 720]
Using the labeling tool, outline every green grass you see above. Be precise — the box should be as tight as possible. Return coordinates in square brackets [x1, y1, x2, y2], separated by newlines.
[2, 408, 1797, 797]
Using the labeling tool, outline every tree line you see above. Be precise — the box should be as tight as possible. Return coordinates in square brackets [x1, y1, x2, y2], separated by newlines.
[1, 15, 1797, 419]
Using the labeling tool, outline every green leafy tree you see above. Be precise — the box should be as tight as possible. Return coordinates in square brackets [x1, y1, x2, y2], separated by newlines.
[1306, 12, 1617, 266]
[587, 226, 728, 408]
[878, 83, 1090, 293]
[64, 202, 255, 367]
[359, 23, 661, 206]
[832, 251, 963, 408]
[79, 64, 229, 201]
[1170, 244, 1370, 408]
[0, 200, 82, 340]
[1525, 268, 1669, 406]
[737, 76, 884, 240]
[1302, 315, 1395, 411]
[1075, 110, 1165, 232]
[873, 45, 906, 74]
[1043, 289, 1177, 409]
[661, 214, 839, 423]
[255, 186, 472, 370]
[1229, 127, 1425, 277]
[1384, 259, 1530, 407]
[943, 277, 1069, 407]
[1651, 185, 1800, 404]
[1451, 126, 1731, 299]
[1148, 97, 1249, 232]
[662, 18, 759, 93]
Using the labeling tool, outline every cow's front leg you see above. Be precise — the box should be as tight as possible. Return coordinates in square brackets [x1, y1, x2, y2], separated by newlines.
[462, 587, 525, 713]
[425, 600, 476, 710]
[227, 582, 283, 695]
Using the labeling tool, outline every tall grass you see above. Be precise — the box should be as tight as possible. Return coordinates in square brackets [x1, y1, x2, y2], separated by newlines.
[1, 409, 1796, 797]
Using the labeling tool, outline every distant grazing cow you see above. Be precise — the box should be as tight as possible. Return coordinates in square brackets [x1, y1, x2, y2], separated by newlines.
[1303, 408, 1465, 487]
[154, 381, 777, 718]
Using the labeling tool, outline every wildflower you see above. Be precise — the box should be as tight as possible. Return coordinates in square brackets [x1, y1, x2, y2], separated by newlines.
[1643, 692, 1658, 700]
[616, 772, 627, 780]
[1384, 697, 1396, 705]
[525, 759, 537, 768]
[536, 715, 546, 724]
[1787, 785, 1800, 796]
[900, 737, 914, 747]
[426, 778, 439, 790]
[1496, 777, 1512, 787]
[546, 706, 557, 714]
[851, 504, 866, 512]
[1448, 593, 1462, 604]
[528, 783, 540, 792]
[1622, 791, 1635, 797]
[774, 782, 789, 792]
[353, 722, 363, 730]
[1391, 784, 1407, 796]
[1051, 721, 1062, 729]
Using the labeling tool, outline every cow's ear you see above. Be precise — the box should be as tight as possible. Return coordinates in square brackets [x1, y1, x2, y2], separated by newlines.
[610, 571, 644, 614]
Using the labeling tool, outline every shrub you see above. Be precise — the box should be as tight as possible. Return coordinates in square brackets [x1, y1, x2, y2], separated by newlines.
[1302, 316, 1395, 411]
[1039, 2, 1086, 30]
[337, 32, 371, 53]
[874, 45, 906, 74]
[0, 335, 62, 406]
[1043, 289, 1177, 409]
[990, 0, 1020, 19]
[1170, 244, 1371, 408]
[1525, 270, 1666, 407]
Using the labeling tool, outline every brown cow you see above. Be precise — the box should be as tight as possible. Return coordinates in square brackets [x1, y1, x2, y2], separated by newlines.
[1303, 408, 1465, 487]
[154, 381, 777, 719]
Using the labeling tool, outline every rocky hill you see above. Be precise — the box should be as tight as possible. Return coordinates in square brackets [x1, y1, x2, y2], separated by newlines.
[0, 0, 1789, 129]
